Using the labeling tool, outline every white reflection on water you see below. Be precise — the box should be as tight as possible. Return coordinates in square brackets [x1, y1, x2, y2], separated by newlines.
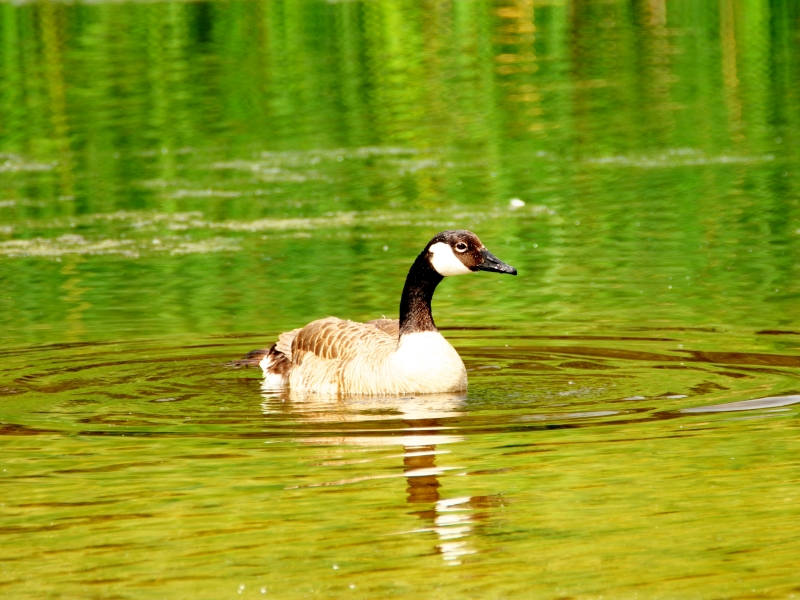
[260, 388, 466, 421]
[261, 389, 482, 564]
[680, 394, 800, 413]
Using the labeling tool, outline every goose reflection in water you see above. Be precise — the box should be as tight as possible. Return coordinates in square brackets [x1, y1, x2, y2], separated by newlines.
[260, 389, 506, 566]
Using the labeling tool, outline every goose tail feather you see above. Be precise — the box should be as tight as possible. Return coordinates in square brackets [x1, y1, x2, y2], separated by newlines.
[259, 344, 293, 389]
[229, 347, 270, 368]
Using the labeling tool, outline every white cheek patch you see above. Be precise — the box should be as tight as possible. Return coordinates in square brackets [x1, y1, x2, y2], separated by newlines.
[429, 242, 472, 276]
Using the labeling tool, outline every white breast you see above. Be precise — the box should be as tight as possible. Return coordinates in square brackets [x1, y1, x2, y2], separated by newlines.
[389, 331, 467, 393]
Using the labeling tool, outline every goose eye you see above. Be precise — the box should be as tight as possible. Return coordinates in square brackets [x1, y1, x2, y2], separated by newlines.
[455, 242, 468, 252]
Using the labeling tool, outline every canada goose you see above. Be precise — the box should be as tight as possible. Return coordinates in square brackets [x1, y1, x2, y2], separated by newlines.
[242, 230, 516, 395]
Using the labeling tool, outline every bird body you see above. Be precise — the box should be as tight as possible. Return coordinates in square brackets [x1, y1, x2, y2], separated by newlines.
[247, 230, 516, 395]
[262, 320, 466, 394]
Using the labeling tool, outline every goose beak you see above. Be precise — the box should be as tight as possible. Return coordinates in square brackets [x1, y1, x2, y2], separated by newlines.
[476, 248, 517, 275]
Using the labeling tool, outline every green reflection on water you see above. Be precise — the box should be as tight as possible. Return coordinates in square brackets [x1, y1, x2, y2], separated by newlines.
[0, 0, 798, 345]
[1, 0, 800, 597]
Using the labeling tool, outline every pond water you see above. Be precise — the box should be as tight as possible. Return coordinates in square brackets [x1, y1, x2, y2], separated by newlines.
[2, 0, 800, 597]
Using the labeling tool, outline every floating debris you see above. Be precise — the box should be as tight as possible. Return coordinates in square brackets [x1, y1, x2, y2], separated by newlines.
[0, 233, 239, 258]
[585, 148, 775, 168]
[0, 153, 56, 173]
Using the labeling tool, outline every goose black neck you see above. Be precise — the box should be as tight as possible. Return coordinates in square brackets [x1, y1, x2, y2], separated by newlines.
[399, 252, 443, 336]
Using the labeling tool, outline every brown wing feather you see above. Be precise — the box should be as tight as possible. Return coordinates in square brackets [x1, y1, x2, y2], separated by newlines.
[237, 318, 397, 376]
[275, 328, 301, 361]
[292, 317, 396, 363]
[366, 318, 400, 339]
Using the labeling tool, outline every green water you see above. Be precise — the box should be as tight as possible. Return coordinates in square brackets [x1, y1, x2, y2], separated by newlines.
[2, 0, 800, 597]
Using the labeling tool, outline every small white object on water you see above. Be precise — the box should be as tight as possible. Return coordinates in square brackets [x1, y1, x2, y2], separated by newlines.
[509, 198, 525, 210]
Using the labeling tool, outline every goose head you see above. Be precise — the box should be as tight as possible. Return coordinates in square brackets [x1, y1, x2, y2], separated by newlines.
[426, 230, 517, 277]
